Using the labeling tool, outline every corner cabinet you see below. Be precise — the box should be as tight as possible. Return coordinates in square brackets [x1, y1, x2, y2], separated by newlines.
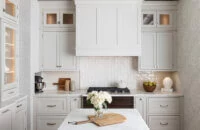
[75, 0, 141, 56]
[139, 31, 177, 71]
[40, 31, 78, 71]
[0, 20, 19, 101]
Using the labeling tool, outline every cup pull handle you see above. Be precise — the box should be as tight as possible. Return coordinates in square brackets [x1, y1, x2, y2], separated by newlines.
[47, 105, 56, 108]
[47, 123, 56, 126]
[2, 109, 9, 114]
[17, 104, 22, 108]
[160, 105, 168, 108]
[160, 122, 168, 125]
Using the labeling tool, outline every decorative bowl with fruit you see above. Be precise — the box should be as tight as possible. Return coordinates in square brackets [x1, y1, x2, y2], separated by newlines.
[143, 81, 156, 92]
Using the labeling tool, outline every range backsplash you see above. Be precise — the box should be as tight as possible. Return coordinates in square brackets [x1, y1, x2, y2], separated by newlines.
[40, 57, 180, 91]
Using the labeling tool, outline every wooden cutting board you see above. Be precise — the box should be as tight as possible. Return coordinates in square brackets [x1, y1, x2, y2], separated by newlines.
[88, 113, 126, 126]
[53, 78, 71, 91]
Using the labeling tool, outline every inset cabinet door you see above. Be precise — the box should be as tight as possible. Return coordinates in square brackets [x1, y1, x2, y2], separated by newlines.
[41, 32, 58, 70]
[142, 11, 156, 28]
[59, 32, 77, 70]
[43, 10, 60, 27]
[157, 11, 173, 28]
[60, 10, 75, 28]
[15, 109, 27, 130]
[2, 22, 18, 90]
[0, 108, 12, 130]
[3, 0, 18, 22]
[140, 32, 156, 70]
[156, 32, 174, 70]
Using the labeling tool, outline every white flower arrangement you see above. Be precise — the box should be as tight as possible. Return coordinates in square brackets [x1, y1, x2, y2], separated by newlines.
[87, 91, 112, 111]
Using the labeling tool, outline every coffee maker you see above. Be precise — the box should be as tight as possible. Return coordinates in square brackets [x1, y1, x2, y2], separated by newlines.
[35, 76, 46, 93]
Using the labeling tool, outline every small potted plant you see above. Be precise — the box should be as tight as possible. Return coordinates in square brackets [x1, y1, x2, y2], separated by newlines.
[143, 81, 156, 92]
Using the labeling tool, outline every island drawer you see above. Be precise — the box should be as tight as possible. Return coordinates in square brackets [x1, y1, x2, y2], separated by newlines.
[37, 98, 68, 114]
[148, 97, 180, 115]
[148, 116, 180, 130]
[37, 116, 65, 130]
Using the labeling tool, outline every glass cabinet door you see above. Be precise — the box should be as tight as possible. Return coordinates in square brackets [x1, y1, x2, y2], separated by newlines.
[4, 24, 17, 87]
[4, 0, 18, 21]
[142, 11, 156, 27]
[44, 10, 59, 27]
[60, 11, 75, 27]
[157, 11, 173, 28]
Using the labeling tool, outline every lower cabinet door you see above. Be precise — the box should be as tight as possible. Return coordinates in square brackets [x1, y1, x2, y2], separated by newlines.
[15, 109, 27, 130]
[148, 116, 180, 130]
[37, 116, 66, 130]
[0, 108, 12, 130]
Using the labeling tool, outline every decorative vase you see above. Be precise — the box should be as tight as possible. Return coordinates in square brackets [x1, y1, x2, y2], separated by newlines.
[94, 107, 104, 118]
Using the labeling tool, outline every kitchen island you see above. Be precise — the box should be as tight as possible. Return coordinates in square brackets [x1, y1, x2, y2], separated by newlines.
[58, 109, 149, 130]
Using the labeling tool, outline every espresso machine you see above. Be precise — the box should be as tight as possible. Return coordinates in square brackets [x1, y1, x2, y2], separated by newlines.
[35, 76, 46, 93]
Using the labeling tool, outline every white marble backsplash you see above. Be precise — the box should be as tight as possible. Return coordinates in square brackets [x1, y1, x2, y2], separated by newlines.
[41, 57, 178, 91]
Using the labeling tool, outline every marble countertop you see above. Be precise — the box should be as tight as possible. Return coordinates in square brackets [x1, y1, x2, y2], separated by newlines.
[58, 109, 149, 130]
[0, 95, 27, 110]
[34, 89, 183, 97]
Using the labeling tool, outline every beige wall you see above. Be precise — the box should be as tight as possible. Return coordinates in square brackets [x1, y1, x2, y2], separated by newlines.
[177, 0, 200, 129]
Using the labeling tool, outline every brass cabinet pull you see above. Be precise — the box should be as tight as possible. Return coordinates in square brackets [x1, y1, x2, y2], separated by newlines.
[46, 105, 56, 108]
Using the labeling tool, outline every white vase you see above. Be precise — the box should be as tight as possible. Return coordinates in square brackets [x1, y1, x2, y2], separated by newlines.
[163, 77, 173, 89]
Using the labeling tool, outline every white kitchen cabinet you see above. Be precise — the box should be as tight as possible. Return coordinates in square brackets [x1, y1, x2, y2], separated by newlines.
[139, 31, 176, 71]
[2, 0, 19, 22]
[42, 9, 75, 28]
[0, 20, 19, 101]
[75, 0, 141, 56]
[0, 105, 14, 130]
[37, 116, 66, 130]
[40, 31, 77, 71]
[70, 97, 81, 111]
[135, 97, 147, 122]
[15, 98, 27, 130]
[142, 10, 176, 30]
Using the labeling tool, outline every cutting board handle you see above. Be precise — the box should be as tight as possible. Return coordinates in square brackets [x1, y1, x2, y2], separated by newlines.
[75, 120, 92, 125]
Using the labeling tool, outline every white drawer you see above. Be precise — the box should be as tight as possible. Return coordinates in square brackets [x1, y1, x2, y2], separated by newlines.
[149, 116, 180, 130]
[16, 99, 27, 112]
[148, 98, 180, 115]
[37, 116, 65, 130]
[2, 88, 18, 101]
[37, 98, 67, 114]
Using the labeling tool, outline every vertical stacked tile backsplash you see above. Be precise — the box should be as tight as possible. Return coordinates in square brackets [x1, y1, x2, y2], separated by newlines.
[42, 57, 179, 91]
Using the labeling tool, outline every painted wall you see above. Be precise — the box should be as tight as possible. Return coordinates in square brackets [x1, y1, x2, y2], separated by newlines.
[177, 0, 200, 129]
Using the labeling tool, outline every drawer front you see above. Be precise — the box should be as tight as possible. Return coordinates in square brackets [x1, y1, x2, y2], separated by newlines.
[148, 98, 180, 114]
[149, 116, 180, 130]
[37, 116, 65, 130]
[16, 99, 27, 112]
[2, 88, 18, 100]
[37, 98, 67, 114]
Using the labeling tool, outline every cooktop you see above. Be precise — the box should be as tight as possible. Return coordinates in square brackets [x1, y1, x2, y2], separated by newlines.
[87, 87, 130, 94]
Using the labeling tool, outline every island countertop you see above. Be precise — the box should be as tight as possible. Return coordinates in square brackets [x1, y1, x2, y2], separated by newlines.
[58, 109, 149, 130]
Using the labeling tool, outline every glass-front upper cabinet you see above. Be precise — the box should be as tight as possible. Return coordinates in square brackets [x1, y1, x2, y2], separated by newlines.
[157, 11, 173, 28]
[43, 9, 75, 28]
[142, 11, 156, 27]
[3, 0, 18, 22]
[2, 22, 17, 89]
